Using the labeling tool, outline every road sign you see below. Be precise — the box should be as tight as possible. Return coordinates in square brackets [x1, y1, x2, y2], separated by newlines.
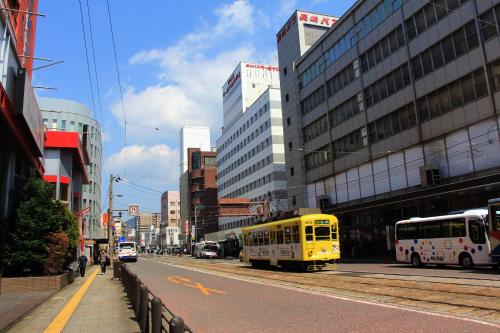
[128, 204, 139, 216]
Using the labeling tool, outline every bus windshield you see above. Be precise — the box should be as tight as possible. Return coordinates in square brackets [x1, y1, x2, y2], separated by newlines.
[119, 242, 135, 250]
[204, 245, 218, 251]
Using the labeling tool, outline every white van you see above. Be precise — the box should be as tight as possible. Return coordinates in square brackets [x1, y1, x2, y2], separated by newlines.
[117, 241, 138, 262]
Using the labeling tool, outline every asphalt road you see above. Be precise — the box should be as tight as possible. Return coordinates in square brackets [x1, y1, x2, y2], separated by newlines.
[127, 258, 500, 333]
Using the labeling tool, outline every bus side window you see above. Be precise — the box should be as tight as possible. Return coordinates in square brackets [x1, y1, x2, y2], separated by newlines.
[277, 230, 284, 244]
[258, 231, 264, 246]
[285, 227, 292, 244]
[292, 225, 299, 243]
[264, 231, 269, 245]
[468, 219, 486, 244]
[305, 226, 313, 241]
[442, 218, 466, 238]
[270, 230, 276, 245]
[331, 224, 337, 240]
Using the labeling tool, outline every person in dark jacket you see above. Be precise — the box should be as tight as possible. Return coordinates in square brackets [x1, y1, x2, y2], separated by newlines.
[77, 254, 88, 277]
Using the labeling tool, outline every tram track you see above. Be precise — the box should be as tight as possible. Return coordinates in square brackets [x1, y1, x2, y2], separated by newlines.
[144, 256, 500, 323]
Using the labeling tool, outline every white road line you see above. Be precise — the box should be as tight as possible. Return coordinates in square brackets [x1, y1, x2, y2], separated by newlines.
[140, 257, 500, 329]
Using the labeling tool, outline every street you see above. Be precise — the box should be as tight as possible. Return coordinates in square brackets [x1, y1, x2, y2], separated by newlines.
[126, 256, 500, 333]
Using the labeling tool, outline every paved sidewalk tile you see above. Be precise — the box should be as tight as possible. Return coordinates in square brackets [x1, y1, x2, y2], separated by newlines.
[63, 268, 138, 333]
[8, 266, 138, 333]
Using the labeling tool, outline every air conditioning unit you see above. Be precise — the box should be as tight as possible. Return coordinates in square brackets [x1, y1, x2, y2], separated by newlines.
[419, 165, 441, 186]
[316, 196, 331, 213]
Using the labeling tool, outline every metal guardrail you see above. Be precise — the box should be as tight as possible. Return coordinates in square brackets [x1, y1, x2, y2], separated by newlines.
[118, 263, 194, 333]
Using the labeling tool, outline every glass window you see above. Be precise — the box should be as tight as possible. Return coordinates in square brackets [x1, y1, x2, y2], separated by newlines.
[418, 221, 442, 239]
[417, 96, 430, 122]
[421, 50, 434, 75]
[434, 0, 447, 19]
[442, 36, 455, 63]
[447, 0, 459, 11]
[424, 5, 436, 27]
[284, 227, 292, 244]
[464, 21, 478, 50]
[480, 10, 497, 41]
[438, 86, 452, 114]
[449, 80, 463, 108]
[51, 119, 58, 129]
[428, 92, 441, 118]
[431, 44, 444, 69]
[331, 224, 337, 240]
[473, 69, 487, 98]
[411, 57, 423, 80]
[314, 226, 330, 240]
[292, 225, 299, 243]
[461, 74, 475, 103]
[468, 219, 486, 244]
[414, 10, 427, 34]
[405, 17, 416, 40]
[452, 28, 467, 57]
[442, 218, 466, 237]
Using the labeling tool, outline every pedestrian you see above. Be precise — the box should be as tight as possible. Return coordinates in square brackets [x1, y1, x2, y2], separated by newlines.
[99, 249, 109, 274]
[77, 253, 88, 277]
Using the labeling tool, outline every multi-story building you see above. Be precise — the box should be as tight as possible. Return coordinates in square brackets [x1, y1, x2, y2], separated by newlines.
[0, 0, 43, 262]
[179, 125, 211, 243]
[216, 62, 287, 239]
[278, 0, 500, 258]
[160, 191, 180, 248]
[38, 98, 103, 240]
[187, 147, 218, 243]
[137, 212, 160, 248]
[43, 131, 90, 212]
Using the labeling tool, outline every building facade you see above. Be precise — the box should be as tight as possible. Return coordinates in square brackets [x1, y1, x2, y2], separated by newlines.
[187, 148, 218, 242]
[180, 125, 211, 175]
[278, 0, 500, 258]
[160, 190, 180, 248]
[38, 98, 103, 240]
[0, 0, 43, 264]
[216, 62, 288, 237]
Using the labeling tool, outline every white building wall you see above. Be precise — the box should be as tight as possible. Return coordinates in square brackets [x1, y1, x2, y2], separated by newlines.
[180, 126, 210, 174]
[216, 86, 287, 231]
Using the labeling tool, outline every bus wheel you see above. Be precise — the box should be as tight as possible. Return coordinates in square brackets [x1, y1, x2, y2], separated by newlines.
[459, 253, 474, 269]
[411, 253, 422, 268]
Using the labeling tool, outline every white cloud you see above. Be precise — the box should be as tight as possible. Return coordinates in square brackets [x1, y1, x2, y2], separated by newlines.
[278, 0, 297, 17]
[105, 144, 180, 191]
[115, 0, 265, 143]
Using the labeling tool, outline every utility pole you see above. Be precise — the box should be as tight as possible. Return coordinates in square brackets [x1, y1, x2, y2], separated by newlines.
[108, 174, 113, 261]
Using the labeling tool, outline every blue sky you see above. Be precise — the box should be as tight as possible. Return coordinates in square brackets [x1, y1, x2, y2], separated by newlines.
[34, 0, 356, 214]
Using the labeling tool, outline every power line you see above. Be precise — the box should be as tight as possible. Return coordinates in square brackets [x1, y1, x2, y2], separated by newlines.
[105, 0, 128, 176]
[77, 0, 97, 119]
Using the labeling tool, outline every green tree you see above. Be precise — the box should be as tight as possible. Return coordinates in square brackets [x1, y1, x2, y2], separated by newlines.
[2, 173, 79, 276]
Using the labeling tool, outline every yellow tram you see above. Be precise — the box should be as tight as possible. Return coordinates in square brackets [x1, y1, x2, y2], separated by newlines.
[242, 214, 340, 271]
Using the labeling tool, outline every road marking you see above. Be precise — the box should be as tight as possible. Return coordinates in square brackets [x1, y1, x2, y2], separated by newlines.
[145, 258, 500, 328]
[166, 275, 226, 296]
[43, 267, 98, 333]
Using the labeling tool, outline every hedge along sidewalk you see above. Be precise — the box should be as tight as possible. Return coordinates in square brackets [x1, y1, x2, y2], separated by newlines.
[9, 266, 138, 333]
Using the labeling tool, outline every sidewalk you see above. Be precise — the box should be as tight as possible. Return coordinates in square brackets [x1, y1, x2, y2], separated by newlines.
[8, 266, 138, 333]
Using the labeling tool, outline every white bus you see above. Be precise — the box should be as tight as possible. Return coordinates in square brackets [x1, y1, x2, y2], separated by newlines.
[117, 241, 138, 262]
[395, 210, 491, 268]
[194, 241, 220, 259]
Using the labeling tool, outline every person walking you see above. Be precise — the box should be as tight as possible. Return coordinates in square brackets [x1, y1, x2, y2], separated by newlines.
[77, 253, 88, 277]
[99, 249, 109, 274]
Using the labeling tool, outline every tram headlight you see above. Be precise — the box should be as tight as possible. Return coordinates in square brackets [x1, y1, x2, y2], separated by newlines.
[332, 243, 339, 253]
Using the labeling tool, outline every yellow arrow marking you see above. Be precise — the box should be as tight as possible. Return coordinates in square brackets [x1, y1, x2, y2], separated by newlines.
[166, 276, 226, 296]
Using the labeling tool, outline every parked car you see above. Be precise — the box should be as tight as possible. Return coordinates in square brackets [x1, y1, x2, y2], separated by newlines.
[172, 247, 182, 255]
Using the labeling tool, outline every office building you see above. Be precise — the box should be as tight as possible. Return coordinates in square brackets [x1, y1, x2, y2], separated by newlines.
[160, 190, 180, 248]
[38, 98, 103, 240]
[180, 125, 211, 175]
[278, 0, 500, 258]
[216, 63, 287, 239]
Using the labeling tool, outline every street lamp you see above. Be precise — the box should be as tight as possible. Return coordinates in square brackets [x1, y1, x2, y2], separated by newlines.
[108, 174, 121, 261]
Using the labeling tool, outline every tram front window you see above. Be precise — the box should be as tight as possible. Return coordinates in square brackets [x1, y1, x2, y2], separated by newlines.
[315, 227, 330, 240]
